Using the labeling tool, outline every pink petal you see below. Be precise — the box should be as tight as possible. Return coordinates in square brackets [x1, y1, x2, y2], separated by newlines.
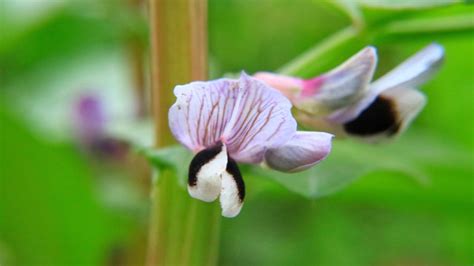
[294, 46, 377, 116]
[253, 72, 304, 99]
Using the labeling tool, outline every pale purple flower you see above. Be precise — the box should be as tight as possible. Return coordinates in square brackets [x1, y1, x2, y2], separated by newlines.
[255, 44, 444, 142]
[73, 93, 129, 161]
[74, 93, 106, 142]
[169, 73, 333, 217]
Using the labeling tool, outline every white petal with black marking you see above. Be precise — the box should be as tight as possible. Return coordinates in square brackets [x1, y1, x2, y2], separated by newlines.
[219, 158, 245, 218]
[188, 143, 227, 202]
[380, 86, 426, 134]
[343, 86, 426, 142]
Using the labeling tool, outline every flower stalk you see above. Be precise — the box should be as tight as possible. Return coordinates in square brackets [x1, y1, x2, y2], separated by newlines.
[278, 26, 359, 76]
[147, 0, 220, 265]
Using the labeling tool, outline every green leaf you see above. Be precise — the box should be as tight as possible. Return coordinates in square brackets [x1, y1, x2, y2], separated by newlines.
[106, 118, 154, 150]
[141, 145, 193, 187]
[357, 0, 461, 10]
[249, 131, 470, 198]
[0, 106, 116, 265]
[278, 26, 363, 77]
[209, 0, 349, 76]
[326, 0, 365, 27]
[380, 12, 474, 34]
[138, 130, 472, 199]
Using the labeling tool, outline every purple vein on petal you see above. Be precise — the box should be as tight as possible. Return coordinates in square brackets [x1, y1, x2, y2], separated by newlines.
[237, 104, 275, 153]
[184, 94, 195, 147]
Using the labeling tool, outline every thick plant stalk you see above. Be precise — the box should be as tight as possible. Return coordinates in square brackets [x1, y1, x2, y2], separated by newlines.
[147, 0, 221, 266]
[127, 0, 147, 118]
[128, 35, 147, 117]
[149, 0, 207, 147]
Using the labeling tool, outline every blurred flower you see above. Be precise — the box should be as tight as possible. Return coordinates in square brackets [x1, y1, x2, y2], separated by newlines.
[73, 93, 129, 161]
[74, 93, 106, 142]
[169, 73, 333, 217]
[255, 43, 444, 142]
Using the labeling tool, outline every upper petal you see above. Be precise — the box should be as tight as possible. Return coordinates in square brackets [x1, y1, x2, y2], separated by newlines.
[327, 44, 442, 124]
[264, 131, 333, 172]
[169, 78, 240, 151]
[370, 43, 444, 94]
[223, 73, 297, 163]
[294, 46, 377, 115]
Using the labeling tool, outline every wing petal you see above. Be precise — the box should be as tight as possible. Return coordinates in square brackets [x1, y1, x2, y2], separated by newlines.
[264, 131, 333, 172]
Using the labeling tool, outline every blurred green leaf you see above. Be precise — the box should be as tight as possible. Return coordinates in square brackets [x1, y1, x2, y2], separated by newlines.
[276, 2, 473, 79]
[249, 131, 471, 198]
[0, 1, 146, 89]
[324, 0, 365, 27]
[106, 118, 154, 150]
[209, 0, 349, 76]
[0, 107, 116, 265]
[357, 0, 461, 9]
[380, 11, 474, 34]
[278, 26, 362, 77]
[141, 146, 193, 188]
[139, 129, 472, 200]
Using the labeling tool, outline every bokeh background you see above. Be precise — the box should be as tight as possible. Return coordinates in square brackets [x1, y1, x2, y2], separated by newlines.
[0, 0, 473, 265]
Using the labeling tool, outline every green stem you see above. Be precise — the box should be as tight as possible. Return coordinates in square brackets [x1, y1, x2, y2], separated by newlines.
[127, 0, 147, 118]
[147, 0, 221, 265]
[278, 26, 359, 76]
[331, 0, 365, 30]
[380, 13, 474, 35]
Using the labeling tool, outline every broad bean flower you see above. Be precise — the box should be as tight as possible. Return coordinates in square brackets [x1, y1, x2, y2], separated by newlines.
[255, 44, 444, 142]
[73, 93, 129, 161]
[169, 73, 333, 217]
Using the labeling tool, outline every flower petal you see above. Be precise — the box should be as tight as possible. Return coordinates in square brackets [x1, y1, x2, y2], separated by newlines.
[370, 43, 444, 94]
[294, 46, 377, 115]
[74, 93, 106, 141]
[223, 73, 297, 163]
[169, 78, 240, 152]
[188, 142, 227, 202]
[253, 72, 304, 99]
[342, 86, 426, 141]
[220, 158, 245, 218]
[264, 132, 333, 172]
[327, 44, 442, 124]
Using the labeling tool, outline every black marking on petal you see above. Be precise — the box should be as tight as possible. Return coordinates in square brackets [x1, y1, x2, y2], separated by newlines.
[188, 142, 223, 187]
[226, 157, 245, 202]
[343, 96, 400, 136]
